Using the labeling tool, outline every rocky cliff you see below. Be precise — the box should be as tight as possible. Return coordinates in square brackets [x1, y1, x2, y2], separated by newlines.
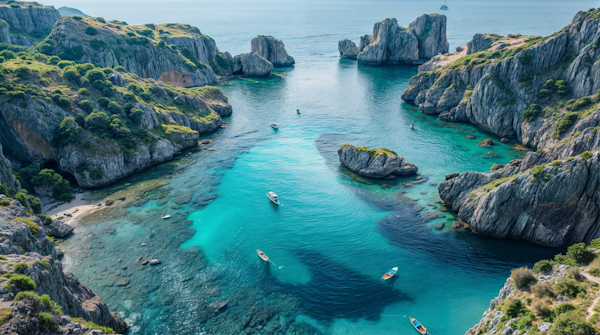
[0, 53, 231, 188]
[400, 8, 600, 246]
[0, 1, 60, 46]
[0, 142, 19, 191]
[338, 14, 448, 64]
[337, 144, 418, 179]
[43, 17, 233, 87]
[0, 194, 127, 334]
[251, 35, 295, 67]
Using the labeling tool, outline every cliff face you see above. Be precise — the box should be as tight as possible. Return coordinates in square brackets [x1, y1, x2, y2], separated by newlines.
[399, 9, 600, 246]
[251, 35, 295, 67]
[0, 194, 127, 334]
[338, 14, 448, 65]
[44, 18, 233, 87]
[337, 144, 418, 179]
[0, 142, 19, 191]
[0, 53, 231, 188]
[0, 2, 60, 46]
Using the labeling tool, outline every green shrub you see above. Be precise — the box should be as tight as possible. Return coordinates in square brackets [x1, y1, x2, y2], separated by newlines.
[7, 274, 36, 291]
[79, 100, 94, 113]
[38, 311, 52, 328]
[0, 200, 9, 207]
[89, 39, 107, 50]
[511, 267, 537, 289]
[522, 104, 541, 122]
[567, 243, 595, 264]
[15, 66, 31, 79]
[0, 50, 15, 60]
[14, 217, 40, 235]
[533, 300, 551, 317]
[14, 291, 39, 302]
[72, 16, 83, 20]
[47, 56, 60, 65]
[580, 151, 593, 161]
[85, 26, 98, 35]
[78, 88, 89, 95]
[550, 160, 562, 166]
[71, 318, 116, 334]
[532, 282, 555, 298]
[553, 303, 577, 317]
[505, 298, 528, 318]
[51, 117, 81, 147]
[57, 60, 73, 69]
[519, 53, 532, 65]
[589, 267, 600, 277]
[95, 17, 106, 23]
[549, 311, 596, 335]
[539, 88, 552, 98]
[533, 259, 555, 273]
[140, 92, 152, 101]
[556, 279, 585, 298]
[85, 69, 105, 82]
[554, 113, 578, 137]
[13, 262, 29, 273]
[114, 66, 125, 72]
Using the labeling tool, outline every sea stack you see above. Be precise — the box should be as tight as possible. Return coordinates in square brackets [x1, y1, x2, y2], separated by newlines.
[231, 35, 294, 76]
[338, 14, 448, 65]
[337, 144, 418, 179]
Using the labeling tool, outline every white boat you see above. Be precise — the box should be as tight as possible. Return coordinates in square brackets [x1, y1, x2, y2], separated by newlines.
[266, 191, 280, 205]
[161, 215, 171, 219]
[270, 123, 279, 129]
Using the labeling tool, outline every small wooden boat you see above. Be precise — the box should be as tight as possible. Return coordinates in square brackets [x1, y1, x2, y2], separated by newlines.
[256, 249, 269, 262]
[381, 266, 398, 280]
[161, 215, 171, 219]
[410, 316, 427, 335]
[266, 191, 280, 205]
[270, 123, 279, 129]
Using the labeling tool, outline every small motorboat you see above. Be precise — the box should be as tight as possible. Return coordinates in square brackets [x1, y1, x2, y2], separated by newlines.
[440, 0, 449, 10]
[381, 266, 398, 280]
[410, 316, 427, 334]
[150, 259, 161, 265]
[410, 125, 416, 130]
[270, 123, 279, 129]
[296, 109, 301, 114]
[256, 249, 269, 262]
[220, 124, 228, 128]
[266, 191, 280, 205]
[161, 215, 171, 219]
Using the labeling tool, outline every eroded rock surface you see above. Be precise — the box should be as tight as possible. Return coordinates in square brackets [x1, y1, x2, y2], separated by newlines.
[338, 144, 418, 179]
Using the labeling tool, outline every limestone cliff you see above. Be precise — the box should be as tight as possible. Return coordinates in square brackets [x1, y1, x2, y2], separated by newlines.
[0, 1, 60, 46]
[0, 142, 19, 191]
[338, 14, 448, 65]
[43, 18, 233, 87]
[251, 35, 295, 67]
[404, 8, 600, 246]
[337, 144, 418, 179]
[0, 194, 127, 334]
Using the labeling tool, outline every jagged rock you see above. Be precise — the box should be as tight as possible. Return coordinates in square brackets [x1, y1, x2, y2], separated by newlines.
[251, 35, 295, 67]
[343, 15, 448, 65]
[434, 222, 445, 230]
[49, 18, 227, 87]
[465, 279, 514, 335]
[109, 72, 125, 87]
[46, 220, 74, 238]
[538, 322, 552, 331]
[490, 164, 505, 171]
[0, 3, 59, 46]
[133, 103, 161, 130]
[467, 33, 503, 55]
[231, 52, 273, 76]
[556, 295, 571, 302]
[407, 14, 449, 59]
[338, 144, 418, 179]
[338, 39, 360, 59]
[0, 141, 19, 190]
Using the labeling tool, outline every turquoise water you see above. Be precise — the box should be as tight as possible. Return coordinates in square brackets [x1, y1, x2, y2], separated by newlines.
[53, 0, 597, 334]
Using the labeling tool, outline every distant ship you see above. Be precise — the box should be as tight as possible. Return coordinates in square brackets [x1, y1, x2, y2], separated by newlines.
[440, 0, 449, 10]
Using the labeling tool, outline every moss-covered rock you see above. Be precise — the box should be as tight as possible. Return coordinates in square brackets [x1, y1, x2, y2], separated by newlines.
[337, 144, 418, 179]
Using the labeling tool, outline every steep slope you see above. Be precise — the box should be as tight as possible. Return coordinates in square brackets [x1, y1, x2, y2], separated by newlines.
[0, 193, 127, 334]
[0, 141, 19, 191]
[338, 14, 448, 64]
[399, 8, 600, 246]
[57, 7, 89, 17]
[0, 52, 231, 188]
[0, 1, 60, 46]
[42, 17, 233, 87]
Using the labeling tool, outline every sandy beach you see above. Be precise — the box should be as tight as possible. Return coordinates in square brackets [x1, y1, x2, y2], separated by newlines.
[46, 192, 104, 227]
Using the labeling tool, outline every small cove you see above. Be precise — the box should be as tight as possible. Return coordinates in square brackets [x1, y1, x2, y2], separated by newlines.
[53, 0, 596, 333]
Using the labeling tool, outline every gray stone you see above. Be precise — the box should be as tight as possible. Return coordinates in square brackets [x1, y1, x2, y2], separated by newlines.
[538, 322, 552, 331]
[108, 72, 125, 87]
[338, 39, 360, 59]
[251, 35, 295, 67]
[338, 144, 418, 179]
[231, 52, 274, 76]
[556, 295, 571, 302]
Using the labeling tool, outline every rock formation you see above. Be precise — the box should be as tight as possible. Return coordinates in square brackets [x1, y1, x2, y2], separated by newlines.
[0, 2, 60, 46]
[466, 33, 502, 55]
[338, 14, 448, 65]
[230, 35, 294, 76]
[338, 144, 418, 179]
[0, 194, 127, 334]
[251, 35, 295, 66]
[0, 142, 19, 191]
[46, 18, 232, 87]
[57, 6, 89, 17]
[402, 8, 600, 246]
[231, 52, 274, 76]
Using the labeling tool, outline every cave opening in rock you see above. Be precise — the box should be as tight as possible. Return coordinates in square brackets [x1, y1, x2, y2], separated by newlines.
[43, 160, 80, 189]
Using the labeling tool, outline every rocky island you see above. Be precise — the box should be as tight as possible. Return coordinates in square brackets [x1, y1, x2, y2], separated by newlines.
[338, 14, 448, 65]
[231, 35, 294, 76]
[338, 144, 418, 179]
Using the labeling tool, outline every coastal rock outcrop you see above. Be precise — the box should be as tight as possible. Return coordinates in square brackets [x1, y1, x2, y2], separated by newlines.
[339, 14, 448, 65]
[337, 144, 418, 179]
[0, 142, 19, 191]
[0, 195, 127, 334]
[231, 52, 274, 76]
[46, 18, 233, 87]
[400, 8, 600, 246]
[339, 38, 360, 59]
[466, 33, 502, 55]
[251, 35, 295, 67]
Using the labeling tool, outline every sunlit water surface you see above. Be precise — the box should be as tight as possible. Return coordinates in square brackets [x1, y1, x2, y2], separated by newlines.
[53, 0, 596, 334]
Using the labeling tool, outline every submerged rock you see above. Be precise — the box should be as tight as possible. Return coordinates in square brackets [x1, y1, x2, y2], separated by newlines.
[338, 144, 418, 179]
[339, 14, 448, 65]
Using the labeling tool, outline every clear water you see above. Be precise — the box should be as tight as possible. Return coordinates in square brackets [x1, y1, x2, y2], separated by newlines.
[52, 0, 597, 334]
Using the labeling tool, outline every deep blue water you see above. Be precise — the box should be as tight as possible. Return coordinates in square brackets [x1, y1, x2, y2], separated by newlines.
[52, 0, 596, 334]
